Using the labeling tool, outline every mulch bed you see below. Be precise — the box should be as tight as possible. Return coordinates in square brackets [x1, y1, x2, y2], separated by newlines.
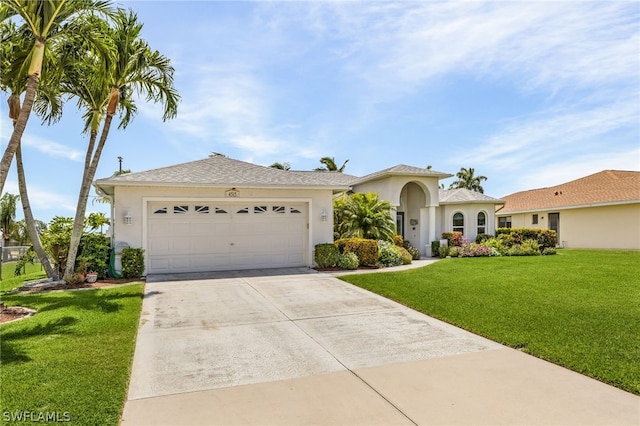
[0, 305, 35, 324]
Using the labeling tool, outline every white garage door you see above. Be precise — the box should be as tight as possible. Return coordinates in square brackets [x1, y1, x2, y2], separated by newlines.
[147, 202, 308, 274]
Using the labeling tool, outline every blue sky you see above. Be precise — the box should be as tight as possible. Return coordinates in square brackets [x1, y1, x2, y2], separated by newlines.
[1, 1, 639, 223]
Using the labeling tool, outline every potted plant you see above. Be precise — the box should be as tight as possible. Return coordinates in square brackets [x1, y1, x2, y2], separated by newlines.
[85, 271, 98, 283]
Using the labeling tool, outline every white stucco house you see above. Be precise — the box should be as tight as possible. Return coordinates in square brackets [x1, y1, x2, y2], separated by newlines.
[94, 156, 504, 275]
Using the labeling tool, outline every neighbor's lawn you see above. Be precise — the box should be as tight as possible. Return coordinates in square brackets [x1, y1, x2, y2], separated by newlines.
[341, 249, 640, 395]
[1, 261, 45, 290]
[1, 282, 143, 425]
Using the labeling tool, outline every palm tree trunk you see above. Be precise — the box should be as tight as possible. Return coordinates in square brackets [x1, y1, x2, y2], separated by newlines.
[15, 143, 58, 279]
[64, 115, 115, 282]
[0, 74, 39, 193]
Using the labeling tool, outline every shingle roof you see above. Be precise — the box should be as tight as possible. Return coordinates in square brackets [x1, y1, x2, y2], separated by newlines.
[439, 188, 505, 204]
[354, 164, 452, 185]
[498, 170, 640, 213]
[95, 156, 355, 192]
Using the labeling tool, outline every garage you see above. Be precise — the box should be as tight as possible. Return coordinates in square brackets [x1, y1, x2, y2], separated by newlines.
[146, 201, 309, 274]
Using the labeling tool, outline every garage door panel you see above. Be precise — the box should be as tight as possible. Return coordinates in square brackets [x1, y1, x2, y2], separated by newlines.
[147, 202, 308, 274]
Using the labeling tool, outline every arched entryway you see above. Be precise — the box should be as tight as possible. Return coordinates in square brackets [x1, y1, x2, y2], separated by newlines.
[397, 182, 435, 255]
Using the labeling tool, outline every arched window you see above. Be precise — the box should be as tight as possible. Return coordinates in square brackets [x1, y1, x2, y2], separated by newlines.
[453, 212, 464, 234]
[477, 212, 486, 235]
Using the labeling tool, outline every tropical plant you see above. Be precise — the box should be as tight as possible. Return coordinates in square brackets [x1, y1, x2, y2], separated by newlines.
[61, 8, 179, 282]
[270, 162, 291, 170]
[315, 156, 349, 172]
[86, 212, 110, 234]
[0, 193, 20, 246]
[448, 167, 488, 193]
[0, 0, 114, 193]
[334, 192, 396, 241]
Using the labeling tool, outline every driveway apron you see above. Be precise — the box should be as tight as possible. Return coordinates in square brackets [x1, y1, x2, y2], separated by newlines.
[121, 268, 640, 425]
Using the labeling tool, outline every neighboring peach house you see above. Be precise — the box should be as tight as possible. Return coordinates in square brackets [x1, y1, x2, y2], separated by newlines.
[94, 157, 504, 275]
[496, 170, 640, 249]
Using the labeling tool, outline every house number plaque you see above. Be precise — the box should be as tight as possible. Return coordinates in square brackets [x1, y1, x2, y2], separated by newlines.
[225, 189, 240, 198]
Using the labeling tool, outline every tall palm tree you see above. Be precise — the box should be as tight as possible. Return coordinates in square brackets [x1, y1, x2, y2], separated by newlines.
[334, 192, 396, 241]
[448, 167, 488, 193]
[0, 0, 113, 193]
[315, 157, 349, 172]
[0, 193, 20, 246]
[0, 21, 59, 278]
[62, 9, 179, 282]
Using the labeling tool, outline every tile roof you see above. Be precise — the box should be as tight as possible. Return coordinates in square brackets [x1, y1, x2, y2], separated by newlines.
[439, 188, 505, 204]
[95, 156, 355, 191]
[354, 164, 452, 185]
[498, 170, 640, 213]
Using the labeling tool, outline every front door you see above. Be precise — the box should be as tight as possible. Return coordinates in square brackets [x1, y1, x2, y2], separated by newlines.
[548, 213, 560, 246]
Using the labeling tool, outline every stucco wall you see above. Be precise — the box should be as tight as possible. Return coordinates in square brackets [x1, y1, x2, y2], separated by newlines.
[499, 203, 639, 249]
[440, 204, 497, 243]
[110, 185, 336, 269]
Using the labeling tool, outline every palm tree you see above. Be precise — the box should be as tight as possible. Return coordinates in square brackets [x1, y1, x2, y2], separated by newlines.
[0, 193, 20, 246]
[315, 157, 349, 172]
[1, 21, 59, 279]
[334, 192, 396, 241]
[448, 167, 488, 193]
[0, 0, 113, 193]
[270, 162, 291, 170]
[62, 9, 179, 282]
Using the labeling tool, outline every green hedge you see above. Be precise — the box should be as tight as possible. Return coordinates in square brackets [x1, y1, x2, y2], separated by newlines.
[315, 243, 339, 268]
[496, 227, 557, 249]
[335, 238, 379, 266]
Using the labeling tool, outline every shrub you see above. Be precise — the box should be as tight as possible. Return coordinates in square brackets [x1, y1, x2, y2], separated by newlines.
[496, 227, 557, 249]
[475, 233, 491, 244]
[338, 238, 379, 266]
[480, 238, 508, 256]
[378, 240, 403, 267]
[431, 240, 440, 257]
[121, 248, 145, 278]
[497, 233, 515, 248]
[458, 242, 497, 257]
[448, 246, 459, 257]
[393, 235, 404, 247]
[315, 243, 339, 268]
[507, 239, 541, 256]
[439, 245, 450, 258]
[403, 240, 421, 260]
[398, 247, 413, 265]
[77, 233, 110, 278]
[441, 231, 463, 247]
[337, 252, 359, 270]
[542, 247, 557, 256]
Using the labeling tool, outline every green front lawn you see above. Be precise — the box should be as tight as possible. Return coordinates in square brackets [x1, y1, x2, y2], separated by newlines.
[1, 283, 143, 425]
[341, 249, 640, 395]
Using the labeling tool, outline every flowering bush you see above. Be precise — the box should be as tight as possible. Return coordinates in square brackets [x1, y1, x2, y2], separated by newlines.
[378, 240, 403, 267]
[458, 242, 496, 257]
[441, 231, 463, 247]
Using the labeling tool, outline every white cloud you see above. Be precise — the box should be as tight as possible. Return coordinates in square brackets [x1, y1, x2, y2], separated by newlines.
[20, 134, 84, 162]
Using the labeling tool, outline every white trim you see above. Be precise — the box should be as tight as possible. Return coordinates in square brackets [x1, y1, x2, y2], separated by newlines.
[142, 196, 313, 273]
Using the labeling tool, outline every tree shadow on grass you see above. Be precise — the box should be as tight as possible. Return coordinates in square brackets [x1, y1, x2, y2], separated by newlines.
[4, 288, 143, 315]
[0, 316, 78, 364]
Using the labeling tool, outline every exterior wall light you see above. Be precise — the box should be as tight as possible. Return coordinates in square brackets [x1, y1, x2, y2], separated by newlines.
[123, 211, 133, 225]
[320, 209, 328, 222]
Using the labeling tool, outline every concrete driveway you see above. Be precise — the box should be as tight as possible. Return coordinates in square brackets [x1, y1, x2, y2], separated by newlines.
[121, 268, 639, 425]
